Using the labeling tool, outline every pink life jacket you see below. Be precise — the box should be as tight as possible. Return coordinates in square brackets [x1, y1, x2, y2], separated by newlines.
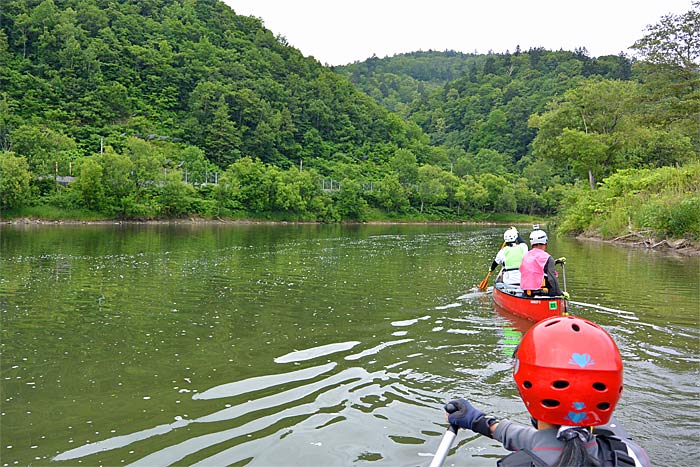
[519, 248, 551, 290]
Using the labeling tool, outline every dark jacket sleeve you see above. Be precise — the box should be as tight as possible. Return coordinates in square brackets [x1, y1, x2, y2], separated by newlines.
[492, 419, 539, 451]
[544, 256, 562, 295]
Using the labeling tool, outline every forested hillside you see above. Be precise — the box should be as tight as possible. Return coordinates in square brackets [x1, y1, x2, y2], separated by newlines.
[0, 0, 425, 167]
[0, 0, 698, 239]
[337, 45, 693, 181]
[336, 48, 631, 121]
[336, 8, 700, 238]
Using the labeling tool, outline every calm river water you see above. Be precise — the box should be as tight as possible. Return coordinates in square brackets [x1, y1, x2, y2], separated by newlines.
[1, 224, 698, 467]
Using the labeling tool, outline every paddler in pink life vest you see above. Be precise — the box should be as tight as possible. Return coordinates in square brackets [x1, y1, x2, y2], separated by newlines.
[519, 229, 568, 298]
[490, 227, 528, 286]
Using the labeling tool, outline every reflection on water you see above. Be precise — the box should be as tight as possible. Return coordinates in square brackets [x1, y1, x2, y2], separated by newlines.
[1, 224, 698, 467]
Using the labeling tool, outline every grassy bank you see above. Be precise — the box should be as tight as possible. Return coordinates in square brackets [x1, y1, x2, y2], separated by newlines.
[1, 205, 544, 226]
[1, 205, 112, 222]
[557, 162, 700, 242]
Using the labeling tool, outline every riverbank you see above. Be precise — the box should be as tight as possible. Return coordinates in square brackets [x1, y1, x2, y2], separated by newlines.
[0, 215, 540, 227]
[577, 234, 700, 257]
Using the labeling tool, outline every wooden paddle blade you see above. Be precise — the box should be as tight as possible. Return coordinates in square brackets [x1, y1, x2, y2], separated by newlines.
[477, 271, 491, 290]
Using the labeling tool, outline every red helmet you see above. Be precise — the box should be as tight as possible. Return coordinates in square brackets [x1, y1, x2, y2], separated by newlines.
[513, 316, 623, 426]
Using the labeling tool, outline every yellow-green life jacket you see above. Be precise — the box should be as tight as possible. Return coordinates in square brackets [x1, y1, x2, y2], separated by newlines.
[503, 245, 526, 270]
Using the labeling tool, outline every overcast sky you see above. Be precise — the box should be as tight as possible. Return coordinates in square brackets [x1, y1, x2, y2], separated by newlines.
[222, 0, 694, 65]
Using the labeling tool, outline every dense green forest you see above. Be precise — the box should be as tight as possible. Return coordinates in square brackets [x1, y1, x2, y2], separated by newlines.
[0, 0, 698, 239]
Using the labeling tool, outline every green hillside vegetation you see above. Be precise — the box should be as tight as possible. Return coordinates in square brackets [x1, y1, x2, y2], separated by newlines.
[558, 162, 700, 241]
[0, 0, 698, 240]
[337, 47, 632, 141]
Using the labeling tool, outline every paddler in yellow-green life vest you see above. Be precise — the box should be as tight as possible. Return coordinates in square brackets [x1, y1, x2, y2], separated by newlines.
[490, 227, 528, 286]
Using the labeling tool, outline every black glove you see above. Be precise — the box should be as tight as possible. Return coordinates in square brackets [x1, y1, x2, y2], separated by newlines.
[490, 261, 498, 272]
[445, 398, 496, 438]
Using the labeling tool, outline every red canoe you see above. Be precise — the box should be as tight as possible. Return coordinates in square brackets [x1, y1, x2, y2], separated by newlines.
[492, 282, 568, 323]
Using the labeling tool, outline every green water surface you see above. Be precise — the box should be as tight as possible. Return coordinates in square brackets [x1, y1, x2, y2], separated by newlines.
[1, 224, 698, 466]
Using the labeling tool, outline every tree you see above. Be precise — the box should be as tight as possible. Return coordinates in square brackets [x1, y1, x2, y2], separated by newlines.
[558, 128, 609, 189]
[335, 178, 367, 220]
[9, 125, 78, 175]
[473, 148, 509, 176]
[99, 147, 134, 206]
[416, 165, 446, 213]
[530, 79, 641, 188]
[0, 152, 33, 210]
[123, 137, 164, 189]
[0, 94, 18, 152]
[478, 173, 508, 211]
[273, 167, 320, 214]
[632, 3, 700, 76]
[631, 3, 700, 141]
[456, 175, 488, 214]
[75, 156, 105, 210]
[438, 169, 461, 211]
[222, 157, 274, 212]
[513, 177, 542, 214]
[177, 146, 217, 186]
[375, 173, 409, 212]
[389, 148, 418, 185]
[159, 171, 195, 217]
[205, 95, 243, 168]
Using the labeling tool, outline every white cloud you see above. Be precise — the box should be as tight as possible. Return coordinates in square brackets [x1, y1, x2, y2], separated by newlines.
[223, 0, 694, 65]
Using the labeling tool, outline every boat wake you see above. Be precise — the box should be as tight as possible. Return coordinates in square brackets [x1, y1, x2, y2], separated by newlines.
[456, 288, 491, 300]
[568, 300, 637, 317]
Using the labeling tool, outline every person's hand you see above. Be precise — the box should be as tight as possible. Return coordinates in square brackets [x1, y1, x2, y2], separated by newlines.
[562, 291, 570, 300]
[445, 398, 485, 430]
[445, 398, 496, 438]
[555, 256, 567, 265]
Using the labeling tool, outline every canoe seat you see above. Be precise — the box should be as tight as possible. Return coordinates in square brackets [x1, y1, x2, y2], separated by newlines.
[495, 282, 523, 295]
[522, 288, 551, 298]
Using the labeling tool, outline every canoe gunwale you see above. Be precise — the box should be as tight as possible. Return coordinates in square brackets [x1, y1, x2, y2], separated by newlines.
[492, 282, 567, 322]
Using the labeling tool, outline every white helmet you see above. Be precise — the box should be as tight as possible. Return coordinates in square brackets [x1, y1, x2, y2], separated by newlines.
[530, 229, 548, 245]
[504, 228, 518, 243]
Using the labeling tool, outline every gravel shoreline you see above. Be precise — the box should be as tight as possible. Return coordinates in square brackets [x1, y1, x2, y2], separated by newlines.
[576, 234, 700, 257]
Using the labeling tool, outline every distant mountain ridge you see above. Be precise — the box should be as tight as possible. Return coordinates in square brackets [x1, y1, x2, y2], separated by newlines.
[335, 49, 632, 160]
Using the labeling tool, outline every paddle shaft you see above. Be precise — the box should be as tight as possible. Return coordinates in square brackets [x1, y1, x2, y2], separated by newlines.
[429, 426, 458, 467]
[478, 241, 506, 290]
[430, 403, 459, 467]
[560, 262, 568, 314]
[561, 262, 567, 292]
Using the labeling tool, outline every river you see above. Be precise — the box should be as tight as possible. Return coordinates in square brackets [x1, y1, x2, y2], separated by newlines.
[1, 223, 698, 466]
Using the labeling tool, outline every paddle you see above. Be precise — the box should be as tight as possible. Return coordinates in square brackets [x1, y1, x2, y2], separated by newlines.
[477, 240, 506, 291]
[560, 261, 569, 314]
[429, 402, 459, 467]
[561, 262, 567, 293]
[477, 270, 492, 291]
